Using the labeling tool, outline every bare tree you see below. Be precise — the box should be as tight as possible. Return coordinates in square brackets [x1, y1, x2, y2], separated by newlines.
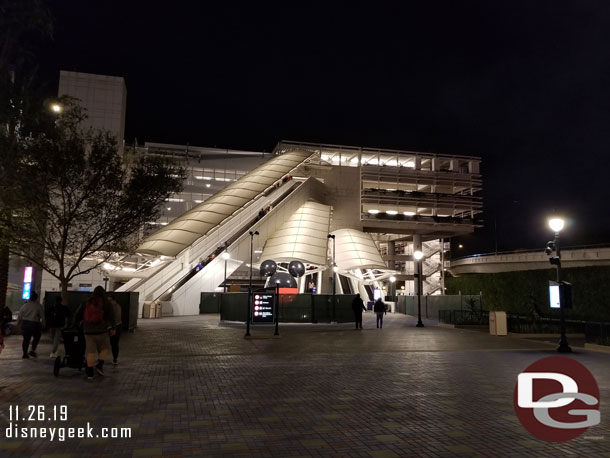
[11, 98, 185, 303]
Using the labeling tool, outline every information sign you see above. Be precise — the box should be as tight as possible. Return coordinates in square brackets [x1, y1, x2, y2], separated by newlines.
[252, 292, 275, 323]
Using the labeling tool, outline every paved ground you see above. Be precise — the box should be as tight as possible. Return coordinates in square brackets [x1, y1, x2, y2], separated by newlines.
[1, 312, 609, 457]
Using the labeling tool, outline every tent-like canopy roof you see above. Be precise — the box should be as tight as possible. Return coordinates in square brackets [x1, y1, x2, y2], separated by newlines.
[138, 150, 313, 257]
[258, 200, 331, 266]
[332, 228, 387, 271]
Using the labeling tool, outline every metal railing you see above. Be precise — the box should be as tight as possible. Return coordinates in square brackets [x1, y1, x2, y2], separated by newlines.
[438, 309, 610, 347]
[584, 322, 610, 346]
[438, 309, 489, 326]
[506, 315, 586, 335]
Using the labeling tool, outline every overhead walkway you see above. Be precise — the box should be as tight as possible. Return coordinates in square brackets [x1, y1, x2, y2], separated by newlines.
[450, 245, 610, 275]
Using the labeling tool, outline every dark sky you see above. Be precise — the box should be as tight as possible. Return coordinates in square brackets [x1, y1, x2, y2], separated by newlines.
[38, 1, 610, 254]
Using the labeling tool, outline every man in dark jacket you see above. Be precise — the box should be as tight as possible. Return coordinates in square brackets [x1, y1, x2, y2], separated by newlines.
[351, 293, 366, 329]
[47, 297, 71, 358]
[374, 298, 387, 329]
[75, 286, 116, 379]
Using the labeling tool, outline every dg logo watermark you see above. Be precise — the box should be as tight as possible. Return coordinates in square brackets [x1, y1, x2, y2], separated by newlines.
[514, 356, 600, 442]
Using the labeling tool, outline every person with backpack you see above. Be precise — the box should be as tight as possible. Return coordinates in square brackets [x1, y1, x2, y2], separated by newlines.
[374, 297, 387, 328]
[75, 286, 116, 380]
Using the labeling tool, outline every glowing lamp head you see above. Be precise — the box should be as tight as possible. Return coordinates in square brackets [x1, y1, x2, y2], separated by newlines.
[333, 265, 339, 273]
[389, 276, 396, 283]
[548, 217, 565, 233]
[413, 250, 424, 261]
[51, 103, 62, 113]
[222, 252, 230, 260]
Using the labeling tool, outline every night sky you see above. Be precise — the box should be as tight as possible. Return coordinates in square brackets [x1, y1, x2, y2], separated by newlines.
[37, 1, 610, 255]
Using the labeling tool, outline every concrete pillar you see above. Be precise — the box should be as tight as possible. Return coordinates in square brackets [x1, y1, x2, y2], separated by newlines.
[388, 240, 396, 270]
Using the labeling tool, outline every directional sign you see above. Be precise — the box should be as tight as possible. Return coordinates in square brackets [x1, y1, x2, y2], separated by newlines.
[252, 292, 275, 323]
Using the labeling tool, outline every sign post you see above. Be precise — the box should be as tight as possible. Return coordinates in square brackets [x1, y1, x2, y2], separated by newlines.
[274, 284, 279, 336]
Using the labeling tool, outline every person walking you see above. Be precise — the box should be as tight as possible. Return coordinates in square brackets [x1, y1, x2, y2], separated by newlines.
[351, 293, 366, 329]
[374, 297, 387, 328]
[1, 303, 13, 336]
[75, 286, 116, 380]
[48, 297, 70, 358]
[17, 291, 45, 358]
[107, 295, 122, 365]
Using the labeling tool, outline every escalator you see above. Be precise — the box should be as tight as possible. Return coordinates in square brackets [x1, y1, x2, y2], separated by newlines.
[364, 284, 374, 301]
[339, 275, 352, 294]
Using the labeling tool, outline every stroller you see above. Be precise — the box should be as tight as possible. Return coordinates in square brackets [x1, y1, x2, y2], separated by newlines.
[53, 328, 86, 377]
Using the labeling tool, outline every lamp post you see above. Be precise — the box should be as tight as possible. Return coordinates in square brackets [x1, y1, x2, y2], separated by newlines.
[222, 252, 230, 293]
[275, 279, 280, 336]
[548, 217, 571, 353]
[413, 250, 424, 327]
[246, 230, 259, 337]
[328, 234, 336, 322]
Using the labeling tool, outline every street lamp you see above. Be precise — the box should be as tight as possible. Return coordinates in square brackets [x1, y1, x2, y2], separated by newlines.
[246, 230, 259, 337]
[389, 276, 396, 301]
[50, 103, 62, 113]
[222, 252, 230, 293]
[413, 250, 424, 327]
[547, 217, 571, 353]
[328, 234, 336, 322]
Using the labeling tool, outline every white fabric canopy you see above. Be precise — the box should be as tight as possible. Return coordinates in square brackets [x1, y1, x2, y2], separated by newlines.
[138, 150, 313, 257]
[331, 228, 387, 271]
[258, 201, 331, 265]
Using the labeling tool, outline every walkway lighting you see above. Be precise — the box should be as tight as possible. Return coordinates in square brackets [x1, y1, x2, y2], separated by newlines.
[328, 234, 337, 322]
[246, 231, 259, 337]
[546, 216, 571, 353]
[413, 250, 424, 327]
[548, 217, 565, 233]
[222, 252, 230, 293]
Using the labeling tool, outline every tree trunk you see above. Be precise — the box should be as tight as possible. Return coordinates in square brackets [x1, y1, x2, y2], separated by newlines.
[60, 278, 68, 305]
[0, 243, 8, 309]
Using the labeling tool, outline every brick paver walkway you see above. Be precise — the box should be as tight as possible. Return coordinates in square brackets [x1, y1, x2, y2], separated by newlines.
[1, 313, 609, 457]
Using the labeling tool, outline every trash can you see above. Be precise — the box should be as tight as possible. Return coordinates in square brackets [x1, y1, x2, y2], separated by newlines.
[489, 311, 507, 336]
[143, 301, 162, 319]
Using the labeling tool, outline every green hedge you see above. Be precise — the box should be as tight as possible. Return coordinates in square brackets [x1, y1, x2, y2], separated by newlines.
[446, 266, 610, 321]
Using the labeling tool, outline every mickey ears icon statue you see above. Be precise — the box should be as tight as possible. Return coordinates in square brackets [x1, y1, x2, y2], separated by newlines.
[260, 260, 277, 277]
[288, 261, 305, 278]
[260, 260, 305, 278]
